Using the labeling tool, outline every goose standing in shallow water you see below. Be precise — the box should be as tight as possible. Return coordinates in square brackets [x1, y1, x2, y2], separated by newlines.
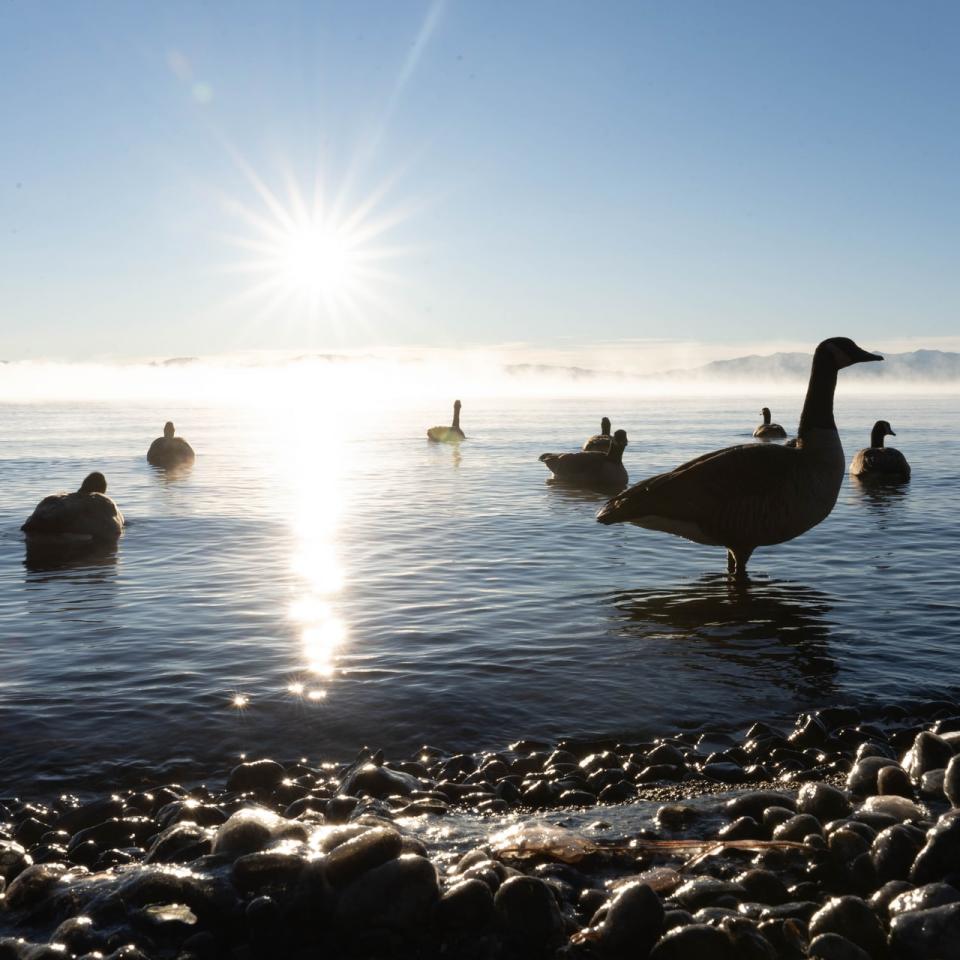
[147, 421, 195, 468]
[427, 400, 465, 442]
[582, 417, 612, 452]
[22, 472, 124, 541]
[597, 338, 882, 576]
[753, 407, 787, 439]
[850, 420, 911, 482]
[540, 429, 629, 492]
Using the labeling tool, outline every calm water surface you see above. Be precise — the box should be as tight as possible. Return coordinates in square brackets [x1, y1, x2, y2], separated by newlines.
[0, 395, 957, 792]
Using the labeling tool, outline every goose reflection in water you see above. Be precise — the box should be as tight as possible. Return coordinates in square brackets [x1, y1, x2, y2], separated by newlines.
[608, 574, 838, 700]
[850, 476, 910, 515]
[23, 538, 119, 576]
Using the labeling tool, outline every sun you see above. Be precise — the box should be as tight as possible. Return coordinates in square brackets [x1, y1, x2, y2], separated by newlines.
[219, 160, 410, 333]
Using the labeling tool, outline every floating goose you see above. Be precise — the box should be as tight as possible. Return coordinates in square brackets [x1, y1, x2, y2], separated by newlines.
[427, 400, 466, 443]
[147, 421, 196, 468]
[582, 417, 612, 452]
[753, 407, 787, 439]
[850, 420, 911, 482]
[597, 337, 882, 576]
[21, 472, 124, 541]
[540, 429, 628, 491]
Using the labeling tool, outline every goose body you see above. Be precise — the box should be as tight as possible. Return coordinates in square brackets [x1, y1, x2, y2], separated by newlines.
[850, 420, 910, 481]
[753, 407, 787, 439]
[147, 421, 195, 468]
[597, 338, 882, 575]
[427, 400, 465, 442]
[540, 429, 629, 491]
[22, 472, 124, 542]
[582, 417, 612, 452]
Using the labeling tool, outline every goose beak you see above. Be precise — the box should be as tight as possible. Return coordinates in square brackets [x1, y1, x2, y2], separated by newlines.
[889, 429, 896, 436]
[855, 347, 883, 363]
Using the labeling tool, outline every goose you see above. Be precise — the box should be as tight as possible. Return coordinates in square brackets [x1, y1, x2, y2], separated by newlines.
[147, 421, 196, 468]
[597, 337, 882, 576]
[753, 407, 787, 439]
[540, 429, 629, 491]
[21, 471, 124, 541]
[582, 417, 612, 452]
[850, 420, 910, 481]
[427, 400, 465, 442]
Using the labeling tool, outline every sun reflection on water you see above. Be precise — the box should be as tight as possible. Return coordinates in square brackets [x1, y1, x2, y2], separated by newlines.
[277, 409, 351, 695]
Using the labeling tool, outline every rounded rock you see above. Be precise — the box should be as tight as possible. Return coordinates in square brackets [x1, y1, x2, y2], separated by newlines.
[889, 902, 960, 960]
[337, 854, 439, 933]
[806, 932, 871, 960]
[798, 782, 852, 822]
[494, 875, 564, 951]
[945, 755, 960, 807]
[648, 923, 735, 960]
[226, 759, 285, 794]
[599, 881, 665, 956]
[808, 896, 885, 957]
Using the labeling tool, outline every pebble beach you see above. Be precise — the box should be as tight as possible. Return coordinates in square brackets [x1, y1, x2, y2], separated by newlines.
[4, 697, 960, 959]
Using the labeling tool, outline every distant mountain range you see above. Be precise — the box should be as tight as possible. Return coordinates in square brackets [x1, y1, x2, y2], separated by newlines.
[507, 349, 960, 383]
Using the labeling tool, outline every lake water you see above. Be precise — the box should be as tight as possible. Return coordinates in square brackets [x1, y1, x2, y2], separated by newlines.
[0, 393, 957, 794]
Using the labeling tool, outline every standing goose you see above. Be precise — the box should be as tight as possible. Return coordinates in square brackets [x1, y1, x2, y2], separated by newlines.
[582, 417, 612, 452]
[22, 472, 124, 541]
[427, 400, 465, 442]
[850, 420, 910, 481]
[540, 429, 629, 491]
[147, 421, 196, 468]
[597, 338, 882, 576]
[753, 407, 787, 439]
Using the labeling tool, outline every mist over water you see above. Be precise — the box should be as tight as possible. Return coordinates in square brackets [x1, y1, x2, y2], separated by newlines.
[0, 388, 957, 794]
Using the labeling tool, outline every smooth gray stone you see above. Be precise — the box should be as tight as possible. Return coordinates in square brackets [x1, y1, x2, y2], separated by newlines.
[673, 877, 747, 911]
[599, 881, 665, 955]
[324, 826, 402, 887]
[878, 765, 914, 798]
[3, 863, 70, 910]
[144, 821, 210, 864]
[808, 896, 886, 957]
[734, 869, 789, 906]
[772, 813, 822, 841]
[869, 880, 914, 917]
[211, 808, 283, 858]
[872, 824, 925, 883]
[648, 923, 735, 960]
[232, 850, 305, 891]
[436, 878, 495, 932]
[888, 882, 960, 916]
[226, 759, 284, 794]
[912, 815, 960, 884]
[0, 840, 30, 883]
[904, 731, 955, 779]
[494, 875, 564, 949]
[340, 762, 420, 799]
[945, 755, 960, 806]
[725, 791, 796, 820]
[337, 854, 439, 932]
[807, 932, 871, 960]
[847, 757, 899, 796]
[798, 782, 852, 822]
[889, 902, 960, 960]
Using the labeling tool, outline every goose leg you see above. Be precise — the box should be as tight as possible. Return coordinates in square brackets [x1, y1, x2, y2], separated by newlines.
[727, 547, 753, 578]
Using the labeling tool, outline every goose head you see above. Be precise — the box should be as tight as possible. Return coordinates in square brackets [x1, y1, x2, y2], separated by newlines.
[611, 429, 628, 449]
[79, 472, 108, 495]
[871, 420, 896, 448]
[601, 416, 611, 435]
[818, 337, 883, 369]
[761, 407, 772, 424]
[163, 421, 176, 439]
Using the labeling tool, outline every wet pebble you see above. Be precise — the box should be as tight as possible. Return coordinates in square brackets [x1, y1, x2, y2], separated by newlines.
[494, 875, 564, 952]
[226, 759, 285, 794]
[598, 881, 664, 956]
[911, 814, 960, 884]
[648, 922, 735, 960]
[337, 854, 439, 933]
[325, 826, 402, 887]
[888, 902, 960, 959]
[807, 896, 886, 957]
[436, 877, 495, 933]
[798, 782, 852, 822]
[806, 932, 871, 960]
[888, 881, 960, 916]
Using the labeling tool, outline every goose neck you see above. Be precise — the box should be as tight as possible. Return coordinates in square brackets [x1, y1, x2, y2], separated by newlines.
[798, 351, 838, 440]
[870, 423, 887, 448]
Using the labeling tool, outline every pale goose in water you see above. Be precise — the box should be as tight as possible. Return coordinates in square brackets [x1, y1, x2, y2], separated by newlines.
[753, 407, 787, 439]
[582, 417, 612, 452]
[850, 420, 910, 482]
[427, 400, 466, 442]
[147, 421, 196, 468]
[597, 337, 882, 576]
[540, 429, 628, 492]
[22, 471, 124, 541]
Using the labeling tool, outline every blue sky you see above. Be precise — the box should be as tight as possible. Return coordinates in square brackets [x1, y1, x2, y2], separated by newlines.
[1, 0, 958, 360]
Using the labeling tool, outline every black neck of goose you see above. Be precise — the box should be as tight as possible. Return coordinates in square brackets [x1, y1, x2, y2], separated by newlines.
[763, 409, 771, 425]
[452, 408, 460, 429]
[606, 443, 624, 463]
[797, 351, 837, 438]
[870, 423, 887, 448]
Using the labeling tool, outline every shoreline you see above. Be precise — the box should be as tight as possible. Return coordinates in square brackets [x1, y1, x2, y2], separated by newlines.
[2, 698, 960, 958]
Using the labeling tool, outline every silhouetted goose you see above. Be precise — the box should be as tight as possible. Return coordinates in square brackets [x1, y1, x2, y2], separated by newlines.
[427, 400, 465, 442]
[147, 421, 196, 468]
[540, 429, 628, 491]
[850, 420, 910, 481]
[597, 337, 882, 576]
[753, 407, 787, 439]
[582, 417, 612, 452]
[21, 472, 124, 541]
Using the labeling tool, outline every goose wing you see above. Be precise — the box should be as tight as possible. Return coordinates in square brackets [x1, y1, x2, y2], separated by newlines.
[597, 442, 797, 527]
